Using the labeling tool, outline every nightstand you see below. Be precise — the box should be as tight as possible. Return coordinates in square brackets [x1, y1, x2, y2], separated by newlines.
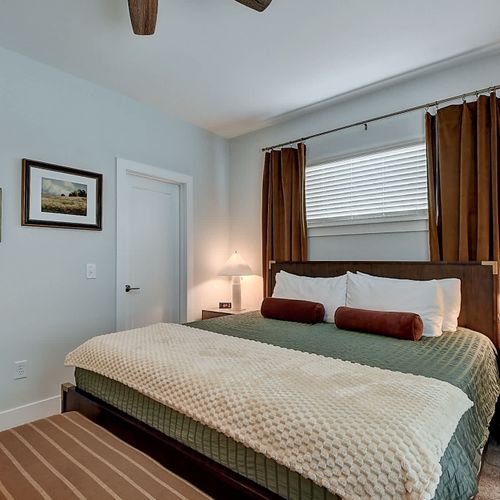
[202, 308, 250, 320]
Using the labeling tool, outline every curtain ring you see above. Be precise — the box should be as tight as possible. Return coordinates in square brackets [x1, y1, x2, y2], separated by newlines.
[364, 123, 368, 131]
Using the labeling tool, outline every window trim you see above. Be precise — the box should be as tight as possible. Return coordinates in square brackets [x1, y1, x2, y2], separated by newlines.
[306, 139, 428, 230]
[308, 216, 429, 238]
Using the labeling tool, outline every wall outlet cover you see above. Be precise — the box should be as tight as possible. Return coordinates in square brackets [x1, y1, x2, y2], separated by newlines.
[14, 360, 28, 380]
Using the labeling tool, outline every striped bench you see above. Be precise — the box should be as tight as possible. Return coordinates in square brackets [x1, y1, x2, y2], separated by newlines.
[0, 412, 211, 500]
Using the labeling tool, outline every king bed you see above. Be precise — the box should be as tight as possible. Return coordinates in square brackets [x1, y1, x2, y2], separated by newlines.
[62, 261, 500, 500]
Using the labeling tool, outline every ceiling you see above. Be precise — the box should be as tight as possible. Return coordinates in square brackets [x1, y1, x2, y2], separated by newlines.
[1, 0, 500, 137]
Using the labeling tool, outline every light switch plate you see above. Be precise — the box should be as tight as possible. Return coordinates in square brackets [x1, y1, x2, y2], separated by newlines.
[86, 263, 97, 279]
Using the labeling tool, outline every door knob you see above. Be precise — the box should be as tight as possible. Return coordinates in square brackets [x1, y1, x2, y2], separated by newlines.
[125, 284, 141, 293]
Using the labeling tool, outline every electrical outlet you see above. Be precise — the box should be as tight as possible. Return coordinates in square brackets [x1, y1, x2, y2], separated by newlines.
[14, 360, 28, 380]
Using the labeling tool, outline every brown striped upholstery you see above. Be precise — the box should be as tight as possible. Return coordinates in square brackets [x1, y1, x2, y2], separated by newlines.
[0, 412, 211, 500]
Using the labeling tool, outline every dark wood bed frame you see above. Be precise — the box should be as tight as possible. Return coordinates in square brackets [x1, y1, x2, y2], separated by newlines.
[62, 261, 500, 499]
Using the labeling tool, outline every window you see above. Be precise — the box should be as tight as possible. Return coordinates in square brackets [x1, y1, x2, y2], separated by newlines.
[305, 143, 428, 227]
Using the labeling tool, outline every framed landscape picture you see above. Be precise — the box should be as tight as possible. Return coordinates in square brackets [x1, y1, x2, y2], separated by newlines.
[22, 159, 102, 230]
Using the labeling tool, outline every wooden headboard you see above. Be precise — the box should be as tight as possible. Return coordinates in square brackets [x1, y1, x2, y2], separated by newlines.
[268, 261, 499, 347]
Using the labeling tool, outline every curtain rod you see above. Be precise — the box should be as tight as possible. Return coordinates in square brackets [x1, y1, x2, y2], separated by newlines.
[262, 83, 500, 152]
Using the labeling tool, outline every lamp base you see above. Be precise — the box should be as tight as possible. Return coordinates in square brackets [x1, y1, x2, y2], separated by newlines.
[232, 276, 242, 311]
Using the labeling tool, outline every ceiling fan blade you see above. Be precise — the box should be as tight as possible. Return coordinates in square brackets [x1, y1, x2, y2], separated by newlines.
[128, 0, 158, 35]
[234, 0, 273, 12]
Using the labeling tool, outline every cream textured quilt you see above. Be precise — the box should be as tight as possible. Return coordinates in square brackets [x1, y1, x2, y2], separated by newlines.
[65, 323, 473, 500]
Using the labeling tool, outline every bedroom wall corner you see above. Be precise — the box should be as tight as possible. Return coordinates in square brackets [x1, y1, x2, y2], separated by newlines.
[0, 46, 231, 422]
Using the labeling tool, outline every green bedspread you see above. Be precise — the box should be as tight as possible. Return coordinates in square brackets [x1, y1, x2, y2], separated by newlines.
[75, 312, 499, 500]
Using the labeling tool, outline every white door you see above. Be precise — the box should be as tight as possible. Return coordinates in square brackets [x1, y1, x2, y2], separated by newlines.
[118, 172, 181, 330]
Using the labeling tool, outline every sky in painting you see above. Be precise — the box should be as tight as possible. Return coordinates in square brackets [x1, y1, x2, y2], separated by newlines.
[41, 177, 87, 196]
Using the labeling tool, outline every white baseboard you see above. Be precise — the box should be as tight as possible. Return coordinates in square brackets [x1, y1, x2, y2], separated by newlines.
[0, 395, 60, 432]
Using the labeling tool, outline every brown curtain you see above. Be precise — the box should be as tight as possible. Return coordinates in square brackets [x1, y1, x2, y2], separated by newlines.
[262, 143, 308, 296]
[426, 93, 500, 262]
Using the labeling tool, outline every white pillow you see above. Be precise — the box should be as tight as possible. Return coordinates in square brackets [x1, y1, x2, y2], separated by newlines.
[436, 279, 461, 332]
[358, 272, 461, 332]
[272, 271, 347, 323]
[346, 271, 445, 337]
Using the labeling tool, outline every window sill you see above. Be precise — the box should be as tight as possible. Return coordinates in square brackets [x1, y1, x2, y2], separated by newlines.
[308, 216, 429, 237]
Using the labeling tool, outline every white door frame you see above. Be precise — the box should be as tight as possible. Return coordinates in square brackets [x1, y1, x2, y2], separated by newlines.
[116, 158, 193, 330]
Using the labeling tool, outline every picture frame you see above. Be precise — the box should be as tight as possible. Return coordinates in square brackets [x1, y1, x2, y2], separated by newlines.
[22, 159, 102, 230]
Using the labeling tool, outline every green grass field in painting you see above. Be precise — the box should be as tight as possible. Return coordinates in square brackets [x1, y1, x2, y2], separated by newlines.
[41, 195, 87, 216]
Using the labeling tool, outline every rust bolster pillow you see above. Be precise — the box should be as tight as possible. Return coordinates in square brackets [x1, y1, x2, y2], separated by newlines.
[261, 297, 325, 324]
[334, 306, 424, 341]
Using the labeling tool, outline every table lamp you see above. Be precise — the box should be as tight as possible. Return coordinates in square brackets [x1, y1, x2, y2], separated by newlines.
[218, 251, 253, 311]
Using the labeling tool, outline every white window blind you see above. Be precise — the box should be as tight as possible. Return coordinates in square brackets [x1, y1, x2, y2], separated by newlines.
[306, 143, 428, 226]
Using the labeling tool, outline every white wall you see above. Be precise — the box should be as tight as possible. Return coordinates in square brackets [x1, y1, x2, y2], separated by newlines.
[0, 46, 230, 418]
[308, 220, 429, 262]
[228, 50, 500, 310]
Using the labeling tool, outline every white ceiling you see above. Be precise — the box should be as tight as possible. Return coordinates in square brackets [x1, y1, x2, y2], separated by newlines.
[1, 0, 500, 137]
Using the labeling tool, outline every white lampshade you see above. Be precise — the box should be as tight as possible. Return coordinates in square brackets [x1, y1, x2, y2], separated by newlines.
[218, 251, 253, 277]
